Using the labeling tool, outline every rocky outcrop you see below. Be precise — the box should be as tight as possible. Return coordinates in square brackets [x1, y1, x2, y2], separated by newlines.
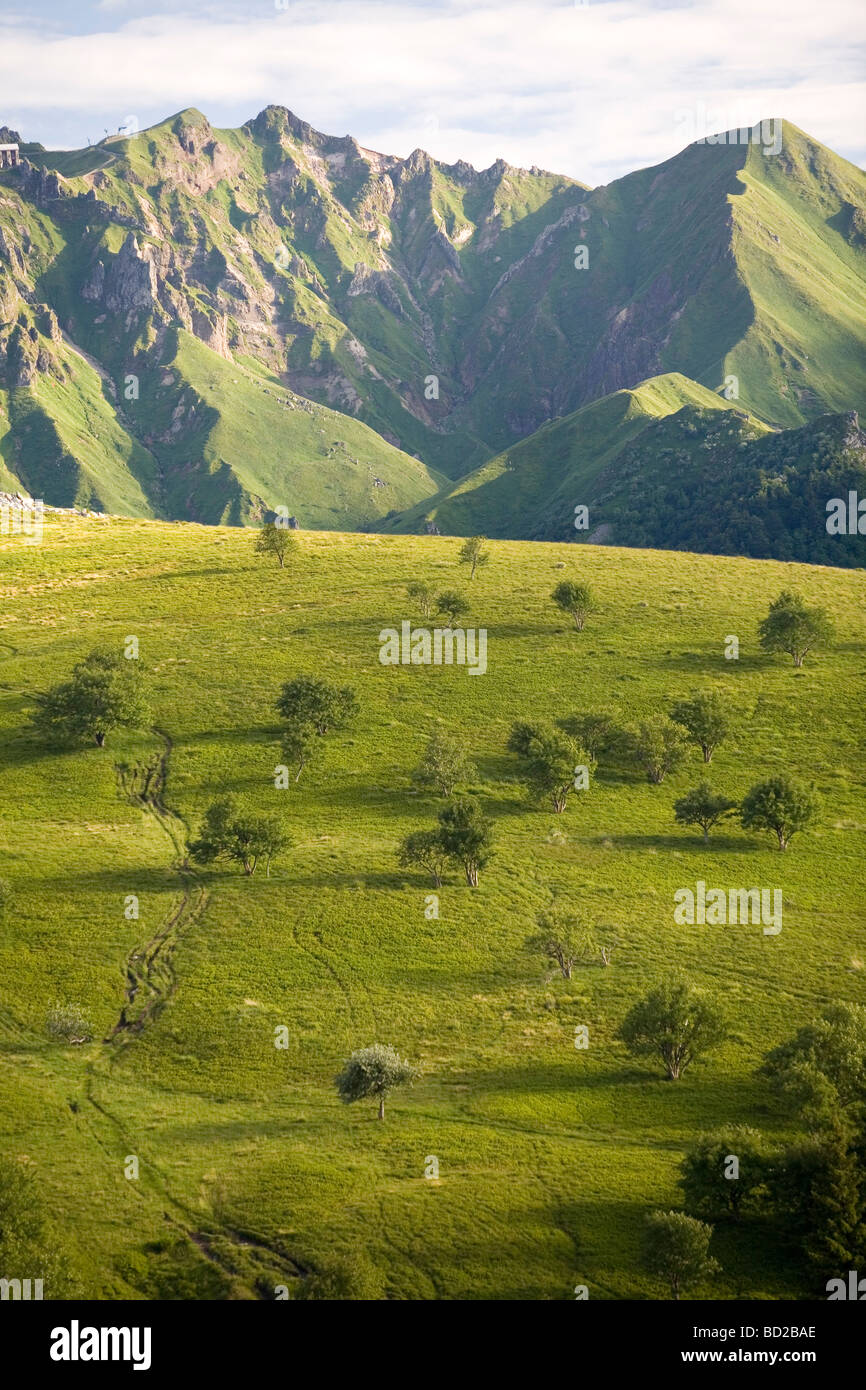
[15, 157, 68, 205]
[83, 232, 158, 314]
[347, 262, 404, 316]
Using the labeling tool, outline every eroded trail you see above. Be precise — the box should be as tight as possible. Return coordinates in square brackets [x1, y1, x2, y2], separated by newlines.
[88, 729, 306, 1294]
[109, 731, 207, 1039]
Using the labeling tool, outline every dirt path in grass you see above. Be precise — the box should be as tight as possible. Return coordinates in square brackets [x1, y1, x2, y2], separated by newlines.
[107, 729, 207, 1039]
[81, 726, 309, 1294]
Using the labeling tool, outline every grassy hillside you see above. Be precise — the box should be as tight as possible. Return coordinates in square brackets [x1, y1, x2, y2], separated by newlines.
[727, 126, 866, 428]
[136, 330, 448, 527]
[386, 373, 749, 539]
[0, 517, 864, 1300]
[0, 336, 159, 517]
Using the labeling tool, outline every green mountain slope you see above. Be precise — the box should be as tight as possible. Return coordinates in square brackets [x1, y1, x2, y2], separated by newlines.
[387, 372, 759, 538]
[127, 329, 448, 527]
[0, 111, 863, 526]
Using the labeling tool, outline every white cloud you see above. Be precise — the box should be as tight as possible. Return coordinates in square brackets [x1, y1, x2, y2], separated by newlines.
[0, 0, 862, 182]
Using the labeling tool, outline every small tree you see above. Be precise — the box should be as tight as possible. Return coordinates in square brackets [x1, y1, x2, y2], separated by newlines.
[255, 522, 298, 569]
[458, 535, 489, 580]
[437, 590, 470, 627]
[673, 783, 738, 841]
[190, 797, 289, 876]
[740, 775, 818, 850]
[680, 1127, 768, 1222]
[241, 814, 290, 877]
[551, 580, 596, 631]
[280, 720, 319, 782]
[758, 590, 834, 667]
[406, 581, 436, 619]
[670, 692, 730, 763]
[619, 979, 727, 1080]
[33, 648, 150, 747]
[276, 676, 359, 735]
[631, 715, 688, 784]
[759, 1002, 866, 1116]
[523, 727, 591, 813]
[437, 795, 493, 887]
[801, 1111, 865, 1274]
[559, 710, 619, 761]
[507, 720, 544, 758]
[641, 1210, 719, 1300]
[335, 1043, 417, 1120]
[414, 724, 476, 797]
[0, 1156, 70, 1295]
[398, 829, 451, 887]
[528, 907, 601, 979]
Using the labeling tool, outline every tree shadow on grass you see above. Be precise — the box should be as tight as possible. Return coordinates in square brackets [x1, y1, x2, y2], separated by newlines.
[605, 833, 761, 853]
[172, 726, 278, 748]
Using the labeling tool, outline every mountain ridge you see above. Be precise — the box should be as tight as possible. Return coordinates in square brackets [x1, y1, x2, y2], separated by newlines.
[0, 108, 864, 539]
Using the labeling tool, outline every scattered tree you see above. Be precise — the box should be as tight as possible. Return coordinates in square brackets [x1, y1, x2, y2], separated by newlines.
[437, 796, 493, 887]
[406, 581, 436, 619]
[680, 1127, 768, 1222]
[414, 724, 476, 797]
[641, 1210, 719, 1300]
[398, 829, 451, 888]
[0, 1156, 71, 1294]
[514, 723, 591, 813]
[458, 535, 489, 580]
[506, 720, 544, 758]
[436, 590, 470, 627]
[670, 692, 730, 763]
[740, 775, 818, 850]
[619, 979, 727, 1080]
[528, 907, 608, 978]
[32, 648, 150, 747]
[759, 1002, 866, 1117]
[558, 710, 620, 761]
[254, 521, 298, 569]
[276, 676, 359, 736]
[801, 1111, 866, 1274]
[190, 797, 289, 876]
[280, 721, 319, 782]
[631, 715, 688, 784]
[551, 580, 596, 631]
[758, 590, 834, 667]
[335, 1043, 417, 1120]
[528, 907, 582, 979]
[673, 782, 738, 841]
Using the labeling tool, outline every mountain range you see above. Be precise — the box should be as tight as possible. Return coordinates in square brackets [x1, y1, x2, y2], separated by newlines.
[0, 108, 864, 557]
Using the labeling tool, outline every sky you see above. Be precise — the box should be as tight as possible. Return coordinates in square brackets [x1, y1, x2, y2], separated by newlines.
[0, 0, 862, 186]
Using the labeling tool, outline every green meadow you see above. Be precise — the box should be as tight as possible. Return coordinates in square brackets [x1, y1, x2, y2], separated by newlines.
[0, 515, 864, 1299]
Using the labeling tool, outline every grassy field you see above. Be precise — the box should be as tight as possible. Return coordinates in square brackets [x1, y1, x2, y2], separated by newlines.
[0, 515, 864, 1300]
